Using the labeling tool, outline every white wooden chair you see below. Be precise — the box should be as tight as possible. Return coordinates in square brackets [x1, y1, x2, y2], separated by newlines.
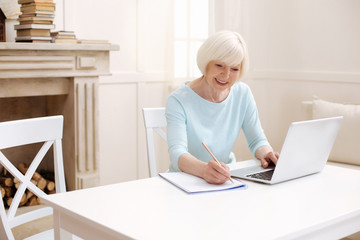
[0, 116, 67, 240]
[143, 108, 167, 177]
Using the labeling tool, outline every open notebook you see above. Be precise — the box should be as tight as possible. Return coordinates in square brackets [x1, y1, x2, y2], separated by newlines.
[159, 172, 245, 193]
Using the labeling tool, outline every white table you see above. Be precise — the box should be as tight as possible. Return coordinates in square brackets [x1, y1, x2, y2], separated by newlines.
[41, 160, 360, 240]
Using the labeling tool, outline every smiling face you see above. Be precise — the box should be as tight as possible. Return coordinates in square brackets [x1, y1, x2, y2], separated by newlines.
[204, 60, 241, 92]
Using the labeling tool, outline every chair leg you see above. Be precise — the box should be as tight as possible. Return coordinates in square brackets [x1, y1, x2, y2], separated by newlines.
[53, 210, 61, 240]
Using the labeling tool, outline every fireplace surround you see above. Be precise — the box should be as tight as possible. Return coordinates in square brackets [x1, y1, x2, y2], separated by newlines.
[0, 42, 119, 190]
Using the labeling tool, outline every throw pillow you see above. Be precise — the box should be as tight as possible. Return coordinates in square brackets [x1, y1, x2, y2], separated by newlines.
[312, 99, 360, 165]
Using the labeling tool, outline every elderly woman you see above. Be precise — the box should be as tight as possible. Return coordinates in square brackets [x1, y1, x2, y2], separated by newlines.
[166, 30, 278, 184]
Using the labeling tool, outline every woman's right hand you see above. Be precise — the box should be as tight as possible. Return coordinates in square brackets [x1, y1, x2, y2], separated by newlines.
[178, 153, 231, 185]
[202, 160, 231, 184]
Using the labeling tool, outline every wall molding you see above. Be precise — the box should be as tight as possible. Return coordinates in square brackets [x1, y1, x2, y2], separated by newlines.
[99, 72, 172, 85]
[102, 70, 360, 85]
[247, 69, 360, 83]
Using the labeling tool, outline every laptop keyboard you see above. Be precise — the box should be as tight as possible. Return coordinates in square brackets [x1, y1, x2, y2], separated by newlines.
[232, 165, 267, 176]
[246, 169, 274, 181]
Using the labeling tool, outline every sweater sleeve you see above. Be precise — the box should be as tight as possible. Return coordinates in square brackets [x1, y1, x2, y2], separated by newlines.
[165, 95, 189, 171]
[242, 88, 271, 156]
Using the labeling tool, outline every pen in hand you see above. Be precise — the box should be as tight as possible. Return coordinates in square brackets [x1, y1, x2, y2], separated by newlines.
[201, 142, 234, 183]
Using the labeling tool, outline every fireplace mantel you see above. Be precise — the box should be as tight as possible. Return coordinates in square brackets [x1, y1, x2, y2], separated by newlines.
[0, 42, 119, 190]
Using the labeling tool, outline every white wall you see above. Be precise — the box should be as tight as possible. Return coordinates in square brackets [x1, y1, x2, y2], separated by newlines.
[246, 1, 360, 71]
[57, 0, 174, 185]
[55, 0, 360, 184]
[233, 0, 360, 160]
[61, 0, 137, 72]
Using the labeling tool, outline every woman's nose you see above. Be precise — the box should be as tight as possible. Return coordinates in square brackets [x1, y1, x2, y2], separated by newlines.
[222, 67, 230, 78]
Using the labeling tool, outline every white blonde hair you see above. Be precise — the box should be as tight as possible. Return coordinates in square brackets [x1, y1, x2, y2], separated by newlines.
[197, 30, 249, 80]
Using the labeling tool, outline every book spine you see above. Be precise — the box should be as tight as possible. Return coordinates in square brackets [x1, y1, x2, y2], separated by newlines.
[18, 0, 54, 4]
[21, 6, 56, 11]
[14, 24, 55, 30]
[21, 10, 55, 14]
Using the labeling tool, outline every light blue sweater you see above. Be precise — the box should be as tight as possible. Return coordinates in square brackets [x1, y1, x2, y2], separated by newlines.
[166, 81, 270, 172]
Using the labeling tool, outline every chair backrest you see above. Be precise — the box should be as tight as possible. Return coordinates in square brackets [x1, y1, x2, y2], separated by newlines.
[142, 108, 167, 177]
[0, 115, 66, 240]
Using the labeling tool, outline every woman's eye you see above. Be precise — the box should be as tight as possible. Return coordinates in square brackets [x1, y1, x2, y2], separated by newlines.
[215, 64, 223, 67]
[232, 68, 239, 71]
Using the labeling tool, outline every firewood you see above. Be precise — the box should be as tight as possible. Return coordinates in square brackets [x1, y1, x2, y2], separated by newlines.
[14, 178, 21, 189]
[19, 194, 27, 207]
[26, 196, 38, 206]
[1, 167, 11, 177]
[0, 177, 13, 187]
[1, 167, 7, 177]
[40, 169, 55, 182]
[13, 178, 20, 189]
[17, 163, 42, 181]
[13, 178, 38, 189]
[5, 195, 27, 207]
[0, 186, 5, 198]
[0, 164, 56, 209]
[17, 163, 27, 175]
[6, 197, 13, 207]
[47, 190, 56, 195]
[46, 181, 55, 192]
[18, 163, 47, 190]
[26, 190, 34, 200]
[0, 164, 56, 210]
[4, 187, 12, 198]
[32, 172, 43, 182]
[37, 178, 47, 190]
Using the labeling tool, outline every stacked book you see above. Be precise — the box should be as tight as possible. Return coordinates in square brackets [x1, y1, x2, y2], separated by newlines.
[51, 30, 77, 43]
[77, 39, 109, 44]
[15, 0, 56, 43]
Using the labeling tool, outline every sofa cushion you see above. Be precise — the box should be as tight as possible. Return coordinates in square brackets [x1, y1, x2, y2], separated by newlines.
[312, 99, 360, 166]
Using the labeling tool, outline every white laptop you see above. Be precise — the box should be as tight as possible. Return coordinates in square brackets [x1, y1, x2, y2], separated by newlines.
[231, 116, 343, 184]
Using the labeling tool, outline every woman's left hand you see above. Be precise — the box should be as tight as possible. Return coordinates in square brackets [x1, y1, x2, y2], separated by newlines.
[260, 151, 279, 168]
[255, 146, 279, 168]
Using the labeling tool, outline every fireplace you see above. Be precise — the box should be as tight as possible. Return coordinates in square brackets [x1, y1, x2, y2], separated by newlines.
[0, 42, 119, 190]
